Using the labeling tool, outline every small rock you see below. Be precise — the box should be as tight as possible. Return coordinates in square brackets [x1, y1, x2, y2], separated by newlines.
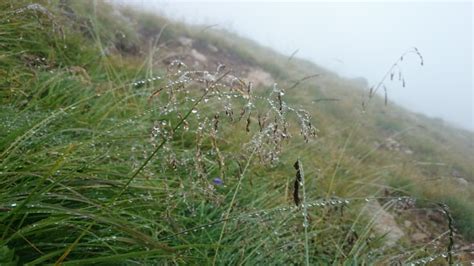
[363, 200, 405, 247]
[246, 68, 274, 87]
[455, 177, 468, 186]
[404, 220, 412, 228]
[190, 49, 207, 63]
[411, 232, 428, 241]
[208, 44, 219, 53]
[178, 36, 194, 47]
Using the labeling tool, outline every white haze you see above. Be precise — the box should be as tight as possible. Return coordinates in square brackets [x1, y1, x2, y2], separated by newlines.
[114, 1, 473, 131]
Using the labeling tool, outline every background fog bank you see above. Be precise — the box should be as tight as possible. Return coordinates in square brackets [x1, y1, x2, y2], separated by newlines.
[117, 1, 473, 131]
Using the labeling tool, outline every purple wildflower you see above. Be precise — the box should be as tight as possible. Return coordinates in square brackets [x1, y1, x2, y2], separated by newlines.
[213, 177, 223, 186]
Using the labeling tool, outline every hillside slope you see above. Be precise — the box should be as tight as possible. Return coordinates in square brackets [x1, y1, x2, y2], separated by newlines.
[0, 1, 472, 264]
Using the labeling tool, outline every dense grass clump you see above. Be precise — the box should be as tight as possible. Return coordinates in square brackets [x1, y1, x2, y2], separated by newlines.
[0, 1, 472, 265]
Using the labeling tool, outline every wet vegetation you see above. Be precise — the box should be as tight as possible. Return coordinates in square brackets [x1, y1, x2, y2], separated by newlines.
[0, 1, 473, 264]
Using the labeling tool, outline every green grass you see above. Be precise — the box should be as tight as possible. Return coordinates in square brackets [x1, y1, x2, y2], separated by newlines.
[0, 0, 472, 264]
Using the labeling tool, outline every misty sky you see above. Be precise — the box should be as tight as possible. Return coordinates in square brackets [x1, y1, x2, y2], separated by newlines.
[115, 1, 473, 130]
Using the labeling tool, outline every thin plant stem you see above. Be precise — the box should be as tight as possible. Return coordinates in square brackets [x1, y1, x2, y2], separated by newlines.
[213, 148, 257, 266]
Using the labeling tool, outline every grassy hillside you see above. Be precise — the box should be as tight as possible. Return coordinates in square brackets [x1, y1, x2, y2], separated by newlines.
[1, 1, 472, 264]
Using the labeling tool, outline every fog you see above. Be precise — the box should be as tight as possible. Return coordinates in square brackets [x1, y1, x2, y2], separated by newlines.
[116, 1, 473, 131]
